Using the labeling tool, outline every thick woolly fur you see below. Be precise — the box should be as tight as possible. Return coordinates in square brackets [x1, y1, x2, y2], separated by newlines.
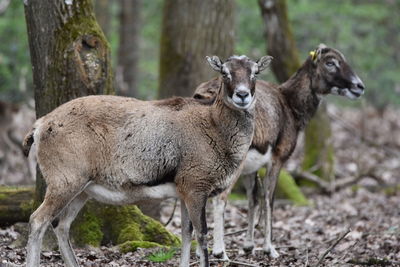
[30, 94, 254, 200]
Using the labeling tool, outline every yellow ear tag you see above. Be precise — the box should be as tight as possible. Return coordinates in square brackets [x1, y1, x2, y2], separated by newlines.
[309, 50, 317, 61]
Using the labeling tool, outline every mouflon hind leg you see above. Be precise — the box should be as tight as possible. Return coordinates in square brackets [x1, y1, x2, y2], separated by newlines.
[53, 192, 89, 267]
[26, 179, 87, 267]
[263, 160, 283, 258]
[179, 200, 194, 267]
[243, 172, 259, 253]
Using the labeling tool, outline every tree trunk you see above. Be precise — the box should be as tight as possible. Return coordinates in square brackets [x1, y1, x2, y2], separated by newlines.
[94, 0, 111, 38]
[258, 0, 334, 182]
[258, 0, 300, 82]
[158, 0, 234, 98]
[116, 0, 141, 98]
[24, 0, 114, 206]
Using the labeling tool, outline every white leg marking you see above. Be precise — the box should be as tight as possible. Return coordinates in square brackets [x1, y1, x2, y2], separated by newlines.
[54, 193, 89, 267]
[212, 197, 229, 260]
[243, 173, 258, 253]
[180, 201, 192, 267]
[264, 199, 279, 258]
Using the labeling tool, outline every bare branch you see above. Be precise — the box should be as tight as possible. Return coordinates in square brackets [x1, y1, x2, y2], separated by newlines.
[163, 198, 177, 227]
[313, 228, 351, 267]
[291, 166, 382, 193]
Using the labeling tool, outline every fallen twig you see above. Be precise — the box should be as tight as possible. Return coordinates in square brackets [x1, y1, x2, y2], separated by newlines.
[304, 246, 309, 267]
[224, 229, 247, 236]
[163, 198, 178, 227]
[313, 228, 351, 267]
[291, 167, 381, 193]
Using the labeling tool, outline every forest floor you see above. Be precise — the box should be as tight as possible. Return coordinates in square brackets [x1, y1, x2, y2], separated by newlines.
[0, 106, 399, 267]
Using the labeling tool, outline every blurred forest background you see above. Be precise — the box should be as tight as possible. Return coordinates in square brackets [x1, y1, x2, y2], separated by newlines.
[1, 0, 399, 106]
[0, 0, 399, 266]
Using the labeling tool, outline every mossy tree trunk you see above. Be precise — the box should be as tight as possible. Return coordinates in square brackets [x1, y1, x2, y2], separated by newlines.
[117, 0, 141, 97]
[158, 0, 234, 98]
[258, 0, 334, 183]
[23, 0, 177, 249]
[258, 0, 300, 82]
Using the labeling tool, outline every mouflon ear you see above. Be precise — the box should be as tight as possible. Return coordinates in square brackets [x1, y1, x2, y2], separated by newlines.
[256, 55, 273, 73]
[310, 43, 328, 62]
[317, 43, 327, 50]
[206, 56, 223, 73]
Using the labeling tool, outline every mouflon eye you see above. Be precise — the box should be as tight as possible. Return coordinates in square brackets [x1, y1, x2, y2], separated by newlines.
[325, 61, 335, 67]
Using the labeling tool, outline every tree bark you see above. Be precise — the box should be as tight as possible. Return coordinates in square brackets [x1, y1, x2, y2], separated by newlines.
[117, 0, 141, 98]
[258, 0, 334, 182]
[24, 0, 114, 205]
[158, 0, 234, 98]
[258, 0, 300, 82]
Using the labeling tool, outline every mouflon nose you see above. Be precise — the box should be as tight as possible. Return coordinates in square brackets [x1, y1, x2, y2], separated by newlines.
[351, 76, 365, 90]
[235, 91, 249, 101]
[356, 81, 365, 90]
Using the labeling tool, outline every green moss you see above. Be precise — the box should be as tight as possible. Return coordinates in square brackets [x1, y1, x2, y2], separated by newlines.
[119, 240, 164, 253]
[139, 207, 181, 247]
[258, 167, 267, 178]
[0, 194, 6, 200]
[0, 186, 33, 193]
[71, 208, 103, 247]
[117, 223, 143, 244]
[19, 199, 34, 216]
[191, 240, 198, 252]
[228, 192, 247, 201]
[70, 201, 180, 250]
[101, 205, 180, 246]
[277, 170, 309, 206]
[258, 168, 309, 206]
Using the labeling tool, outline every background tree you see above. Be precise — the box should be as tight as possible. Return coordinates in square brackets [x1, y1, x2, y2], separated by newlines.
[158, 0, 234, 98]
[116, 0, 141, 97]
[258, 0, 334, 181]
